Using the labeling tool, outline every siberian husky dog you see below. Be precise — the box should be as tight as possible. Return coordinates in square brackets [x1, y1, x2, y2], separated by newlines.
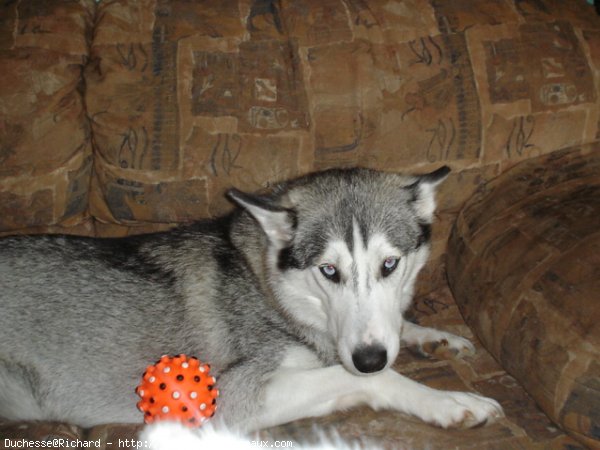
[0, 167, 503, 432]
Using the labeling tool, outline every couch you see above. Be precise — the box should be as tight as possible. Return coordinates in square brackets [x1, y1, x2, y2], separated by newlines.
[1, 1, 598, 448]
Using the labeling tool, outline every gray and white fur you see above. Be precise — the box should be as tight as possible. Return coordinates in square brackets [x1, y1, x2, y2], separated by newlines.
[0, 167, 503, 431]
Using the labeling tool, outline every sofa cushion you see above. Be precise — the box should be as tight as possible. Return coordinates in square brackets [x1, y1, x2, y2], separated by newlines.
[0, 0, 95, 233]
[85, 0, 309, 225]
[447, 145, 600, 447]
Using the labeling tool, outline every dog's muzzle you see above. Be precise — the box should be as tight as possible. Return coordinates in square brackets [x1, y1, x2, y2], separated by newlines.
[351, 343, 387, 373]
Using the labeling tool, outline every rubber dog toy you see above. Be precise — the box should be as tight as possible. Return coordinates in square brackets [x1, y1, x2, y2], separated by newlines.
[136, 354, 218, 426]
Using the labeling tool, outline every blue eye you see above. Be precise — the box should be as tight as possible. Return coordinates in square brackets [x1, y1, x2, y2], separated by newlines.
[381, 257, 399, 277]
[319, 264, 340, 283]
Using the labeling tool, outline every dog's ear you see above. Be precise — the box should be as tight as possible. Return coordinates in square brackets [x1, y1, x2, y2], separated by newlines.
[406, 165, 450, 222]
[227, 189, 296, 247]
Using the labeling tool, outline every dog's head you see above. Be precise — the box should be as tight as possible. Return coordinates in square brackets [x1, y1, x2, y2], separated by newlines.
[228, 167, 449, 375]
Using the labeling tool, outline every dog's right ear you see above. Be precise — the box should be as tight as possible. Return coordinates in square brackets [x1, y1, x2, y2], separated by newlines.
[227, 189, 296, 247]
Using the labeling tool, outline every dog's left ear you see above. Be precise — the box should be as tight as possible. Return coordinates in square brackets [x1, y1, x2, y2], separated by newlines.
[407, 165, 450, 222]
[227, 189, 296, 247]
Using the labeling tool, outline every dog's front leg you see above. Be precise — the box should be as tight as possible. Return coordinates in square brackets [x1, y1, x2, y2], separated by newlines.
[247, 363, 503, 431]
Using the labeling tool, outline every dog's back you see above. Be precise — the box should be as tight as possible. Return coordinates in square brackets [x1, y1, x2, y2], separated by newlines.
[0, 221, 293, 426]
[0, 235, 189, 423]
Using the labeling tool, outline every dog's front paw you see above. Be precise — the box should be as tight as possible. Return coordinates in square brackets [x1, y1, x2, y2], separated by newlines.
[420, 391, 504, 429]
[415, 333, 476, 360]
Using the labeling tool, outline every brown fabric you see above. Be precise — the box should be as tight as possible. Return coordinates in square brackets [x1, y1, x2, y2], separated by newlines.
[447, 145, 600, 447]
[2, 0, 600, 294]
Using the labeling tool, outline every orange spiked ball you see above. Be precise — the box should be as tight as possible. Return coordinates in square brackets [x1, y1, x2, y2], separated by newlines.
[136, 354, 218, 427]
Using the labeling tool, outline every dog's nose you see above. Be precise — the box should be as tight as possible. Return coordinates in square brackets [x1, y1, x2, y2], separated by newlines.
[351, 344, 387, 373]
